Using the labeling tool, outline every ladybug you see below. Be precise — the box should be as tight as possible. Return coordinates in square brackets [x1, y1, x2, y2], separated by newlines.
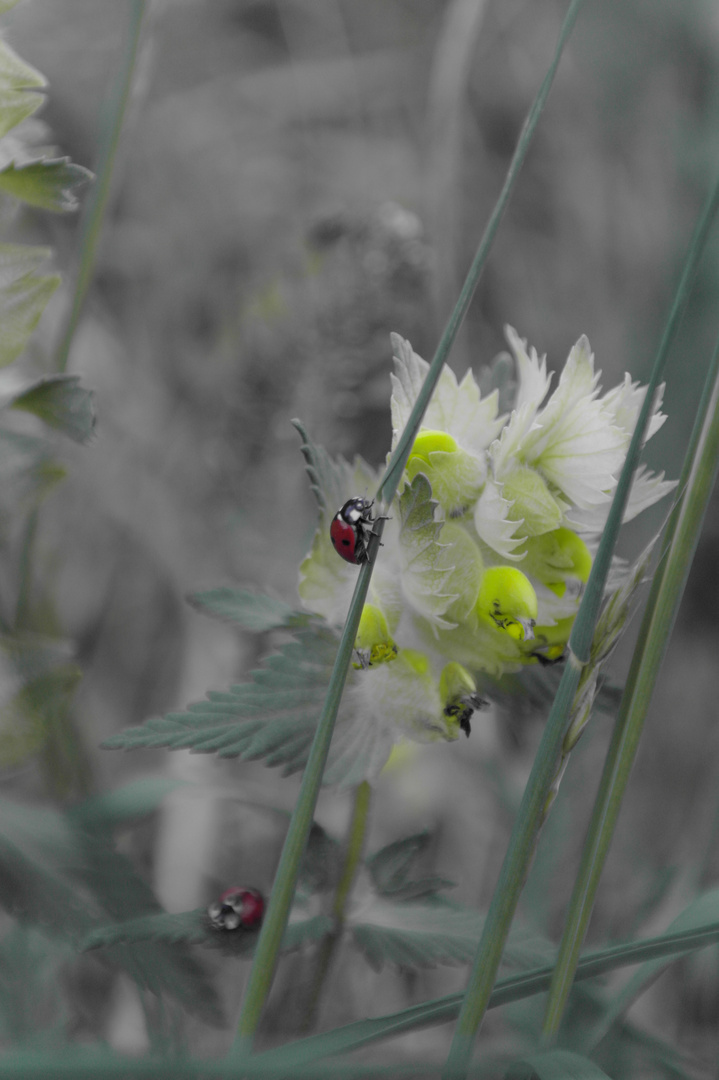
[330, 497, 376, 564]
[207, 887, 265, 931]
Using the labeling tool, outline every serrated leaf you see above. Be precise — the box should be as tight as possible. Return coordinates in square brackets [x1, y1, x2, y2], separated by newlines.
[293, 418, 357, 516]
[188, 587, 309, 633]
[82, 909, 210, 951]
[9, 374, 96, 443]
[0, 270, 60, 367]
[0, 158, 92, 212]
[366, 832, 431, 894]
[0, 797, 223, 1027]
[350, 896, 484, 971]
[0, 89, 42, 141]
[0, 241, 51, 286]
[103, 624, 339, 776]
[507, 1049, 611, 1079]
[0, 39, 45, 93]
[68, 777, 186, 831]
[82, 909, 332, 959]
[398, 472, 457, 627]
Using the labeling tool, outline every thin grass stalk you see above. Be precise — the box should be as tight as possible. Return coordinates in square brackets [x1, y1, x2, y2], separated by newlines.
[541, 324, 719, 1040]
[232, 0, 578, 1052]
[442, 155, 719, 1080]
[254, 918, 719, 1071]
[377, 0, 586, 509]
[232, 549, 378, 1053]
[299, 781, 372, 1032]
[55, 0, 146, 373]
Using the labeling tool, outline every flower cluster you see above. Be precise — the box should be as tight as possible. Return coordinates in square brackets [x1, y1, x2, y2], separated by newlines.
[299, 329, 673, 783]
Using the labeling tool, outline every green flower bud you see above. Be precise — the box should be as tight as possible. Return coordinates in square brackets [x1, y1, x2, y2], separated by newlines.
[522, 527, 592, 597]
[437, 521, 484, 622]
[406, 428, 485, 517]
[476, 566, 538, 641]
[353, 604, 398, 669]
[503, 466, 563, 537]
[439, 661, 488, 738]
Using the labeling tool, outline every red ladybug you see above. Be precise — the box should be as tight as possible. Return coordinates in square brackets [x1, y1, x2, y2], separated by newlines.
[330, 497, 376, 564]
[207, 887, 265, 931]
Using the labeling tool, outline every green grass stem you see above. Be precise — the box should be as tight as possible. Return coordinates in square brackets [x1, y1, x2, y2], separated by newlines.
[376, 0, 586, 510]
[299, 781, 372, 1032]
[232, 0, 576, 1048]
[232, 547, 379, 1051]
[442, 116, 719, 1080]
[541, 258, 719, 1040]
[254, 917, 719, 1071]
[55, 0, 146, 372]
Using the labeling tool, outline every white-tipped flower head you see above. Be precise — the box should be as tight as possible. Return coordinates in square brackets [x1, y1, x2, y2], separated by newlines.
[299, 327, 674, 782]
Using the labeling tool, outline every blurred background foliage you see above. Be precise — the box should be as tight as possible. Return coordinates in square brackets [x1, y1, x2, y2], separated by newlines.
[3, 0, 719, 1063]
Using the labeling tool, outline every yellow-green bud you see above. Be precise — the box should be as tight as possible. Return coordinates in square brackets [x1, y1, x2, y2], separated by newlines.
[406, 428, 484, 517]
[439, 661, 487, 738]
[476, 566, 538, 641]
[523, 528, 592, 597]
[353, 604, 398, 669]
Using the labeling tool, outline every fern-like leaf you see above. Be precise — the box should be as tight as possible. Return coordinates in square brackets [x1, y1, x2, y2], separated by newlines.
[188, 587, 310, 633]
[103, 623, 339, 774]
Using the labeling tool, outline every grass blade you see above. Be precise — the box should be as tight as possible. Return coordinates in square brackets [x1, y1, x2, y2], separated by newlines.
[55, 1, 146, 372]
[376, 0, 586, 509]
[232, 0, 579, 1052]
[541, 249, 719, 1039]
[443, 121, 719, 1080]
[253, 918, 719, 1071]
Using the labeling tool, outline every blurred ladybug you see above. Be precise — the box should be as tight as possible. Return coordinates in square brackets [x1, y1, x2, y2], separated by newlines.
[207, 887, 265, 931]
[330, 497, 376, 564]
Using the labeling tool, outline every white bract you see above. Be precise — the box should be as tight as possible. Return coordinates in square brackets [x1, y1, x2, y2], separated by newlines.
[298, 327, 673, 783]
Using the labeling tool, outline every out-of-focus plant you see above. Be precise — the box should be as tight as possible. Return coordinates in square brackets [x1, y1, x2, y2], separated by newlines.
[4, 0, 719, 1078]
[0, 0, 93, 796]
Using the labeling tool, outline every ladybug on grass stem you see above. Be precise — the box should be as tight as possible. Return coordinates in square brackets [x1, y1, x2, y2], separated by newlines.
[330, 497, 379, 564]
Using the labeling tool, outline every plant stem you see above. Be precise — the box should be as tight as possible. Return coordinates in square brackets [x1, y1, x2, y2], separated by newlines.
[55, 0, 146, 373]
[377, 0, 586, 510]
[442, 94, 719, 1080]
[541, 275, 719, 1040]
[232, 0, 583, 1051]
[299, 781, 372, 1033]
[231, 543, 380, 1055]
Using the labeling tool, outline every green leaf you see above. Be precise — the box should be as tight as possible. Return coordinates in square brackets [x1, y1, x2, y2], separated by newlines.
[0, 241, 51, 284]
[0, 664, 81, 768]
[9, 374, 96, 443]
[0, 38, 45, 93]
[0, 427, 65, 506]
[0, 270, 60, 367]
[81, 909, 332, 959]
[0, 159, 92, 212]
[0, 90, 41, 141]
[188, 587, 309, 632]
[103, 623, 339, 774]
[366, 832, 454, 900]
[398, 471, 456, 628]
[350, 897, 483, 971]
[507, 1049, 611, 1079]
[68, 777, 187, 831]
